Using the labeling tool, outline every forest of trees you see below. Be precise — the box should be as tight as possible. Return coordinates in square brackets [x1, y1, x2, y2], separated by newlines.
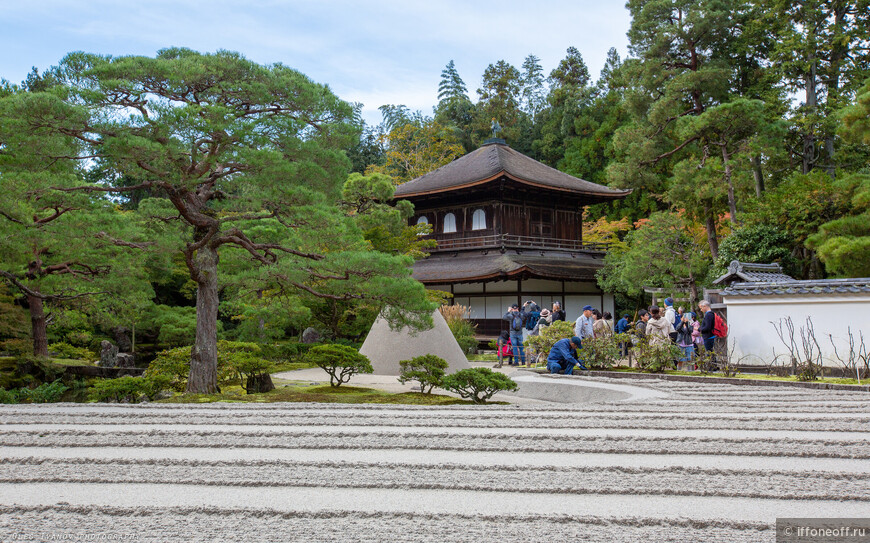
[1, 2, 868, 392]
[353, 0, 870, 306]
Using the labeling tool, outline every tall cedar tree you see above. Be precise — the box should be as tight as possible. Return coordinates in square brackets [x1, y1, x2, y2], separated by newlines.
[47, 49, 431, 392]
[760, 0, 870, 175]
[609, 0, 740, 258]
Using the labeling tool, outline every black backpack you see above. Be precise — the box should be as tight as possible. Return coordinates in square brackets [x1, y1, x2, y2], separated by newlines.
[511, 314, 524, 331]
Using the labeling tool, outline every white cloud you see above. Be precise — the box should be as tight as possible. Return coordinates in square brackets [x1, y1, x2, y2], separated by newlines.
[1, 0, 631, 127]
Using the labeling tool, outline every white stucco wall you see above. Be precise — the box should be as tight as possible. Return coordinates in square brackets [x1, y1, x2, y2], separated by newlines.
[723, 294, 870, 368]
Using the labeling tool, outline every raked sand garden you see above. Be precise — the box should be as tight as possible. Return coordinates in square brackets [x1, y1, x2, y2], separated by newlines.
[1, 368, 869, 542]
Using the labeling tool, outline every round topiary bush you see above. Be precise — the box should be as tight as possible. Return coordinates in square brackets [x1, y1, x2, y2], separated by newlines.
[307, 344, 373, 387]
[398, 354, 448, 394]
[441, 367, 518, 404]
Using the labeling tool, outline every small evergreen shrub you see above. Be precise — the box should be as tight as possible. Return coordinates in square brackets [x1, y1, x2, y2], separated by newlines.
[232, 356, 275, 394]
[580, 334, 628, 369]
[635, 342, 681, 373]
[64, 330, 94, 348]
[88, 375, 173, 403]
[20, 380, 69, 403]
[260, 342, 311, 362]
[440, 368, 518, 404]
[0, 388, 20, 404]
[48, 342, 96, 361]
[0, 338, 30, 356]
[15, 356, 65, 383]
[398, 354, 448, 394]
[308, 344, 373, 387]
[144, 340, 260, 391]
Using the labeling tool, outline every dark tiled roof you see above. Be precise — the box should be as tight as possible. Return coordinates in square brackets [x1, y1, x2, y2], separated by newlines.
[412, 250, 603, 283]
[394, 141, 631, 200]
[722, 278, 870, 297]
[713, 260, 796, 285]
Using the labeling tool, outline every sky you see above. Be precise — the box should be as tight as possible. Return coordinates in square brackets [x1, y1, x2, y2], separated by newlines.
[0, 1, 632, 126]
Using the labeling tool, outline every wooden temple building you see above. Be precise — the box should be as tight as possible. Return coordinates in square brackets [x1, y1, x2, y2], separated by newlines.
[393, 138, 631, 338]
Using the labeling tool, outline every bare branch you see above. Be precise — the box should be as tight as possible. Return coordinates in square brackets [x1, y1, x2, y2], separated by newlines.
[639, 136, 700, 166]
[0, 210, 25, 225]
[0, 270, 106, 301]
[281, 280, 365, 301]
[95, 232, 155, 250]
[34, 206, 78, 226]
[50, 181, 154, 194]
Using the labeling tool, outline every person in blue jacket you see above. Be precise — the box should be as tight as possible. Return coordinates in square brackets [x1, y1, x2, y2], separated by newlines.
[615, 313, 632, 357]
[547, 336, 586, 374]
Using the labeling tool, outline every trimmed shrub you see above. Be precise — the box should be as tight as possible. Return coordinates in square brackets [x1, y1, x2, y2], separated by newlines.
[232, 356, 275, 394]
[635, 341, 682, 373]
[88, 375, 173, 403]
[308, 344, 373, 387]
[0, 388, 20, 404]
[441, 368, 518, 404]
[20, 380, 69, 403]
[580, 334, 628, 369]
[260, 342, 311, 362]
[144, 340, 260, 391]
[398, 354, 448, 394]
[15, 356, 65, 384]
[48, 342, 96, 362]
[0, 338, 30, 356]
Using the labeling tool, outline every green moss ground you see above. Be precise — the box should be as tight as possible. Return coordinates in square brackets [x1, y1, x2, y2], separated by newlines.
[156, 382, 476, 405]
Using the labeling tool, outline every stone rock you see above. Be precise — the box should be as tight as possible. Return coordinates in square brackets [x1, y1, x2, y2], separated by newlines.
[99, 340, 119, 368]
[112, 327, 132, 353]
[302, 327, 322, 344]
[115, 353, 136, 368]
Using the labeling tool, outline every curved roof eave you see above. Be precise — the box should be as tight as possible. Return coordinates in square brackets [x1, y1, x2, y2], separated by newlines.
[396, 170, 633, 199]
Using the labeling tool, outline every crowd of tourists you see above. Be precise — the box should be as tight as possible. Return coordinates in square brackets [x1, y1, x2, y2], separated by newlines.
[496, 297, 724, 375]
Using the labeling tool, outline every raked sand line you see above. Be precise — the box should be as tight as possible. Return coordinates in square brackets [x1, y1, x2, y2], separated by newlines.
[2, 482, 868, 523]
[3, 431, 867, 458]
[3, 446, 869, 473]
[1, 459, 867, 501]
[0, 506, 773, 543]
[4, 423, 867, 441]
[3, 413, 868, 433]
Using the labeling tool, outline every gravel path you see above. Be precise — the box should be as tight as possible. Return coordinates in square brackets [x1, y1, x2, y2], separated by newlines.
[0, 377, 868, 542]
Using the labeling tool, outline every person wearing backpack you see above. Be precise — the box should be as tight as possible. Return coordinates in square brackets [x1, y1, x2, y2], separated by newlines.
[522, 301, 541, 343]
[664, 297, 678, 343]
[502, 303, 530, 366]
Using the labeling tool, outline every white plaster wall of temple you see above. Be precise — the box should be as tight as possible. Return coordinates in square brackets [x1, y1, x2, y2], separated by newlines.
[723, 294, 870, 368]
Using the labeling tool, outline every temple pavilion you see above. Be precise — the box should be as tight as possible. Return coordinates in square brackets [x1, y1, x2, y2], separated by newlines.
[393, 138, 631, 338]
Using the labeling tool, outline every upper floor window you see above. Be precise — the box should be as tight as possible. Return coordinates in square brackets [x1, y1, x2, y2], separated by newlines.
[443, 213, 457, 233]
[472, 209, 486, 230]
[416, 216, 429, 225]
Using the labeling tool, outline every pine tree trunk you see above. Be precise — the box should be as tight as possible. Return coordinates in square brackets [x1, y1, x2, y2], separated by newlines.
[751, 155, 764, 198]
[721, 145, 738, 224]
[187, 245, 219, 394]
[705, 211, 719, 260]
[27, 293, 49, 357]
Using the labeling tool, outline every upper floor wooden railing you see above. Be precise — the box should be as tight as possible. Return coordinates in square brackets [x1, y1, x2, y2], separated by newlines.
[430, 233, 610, 253]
